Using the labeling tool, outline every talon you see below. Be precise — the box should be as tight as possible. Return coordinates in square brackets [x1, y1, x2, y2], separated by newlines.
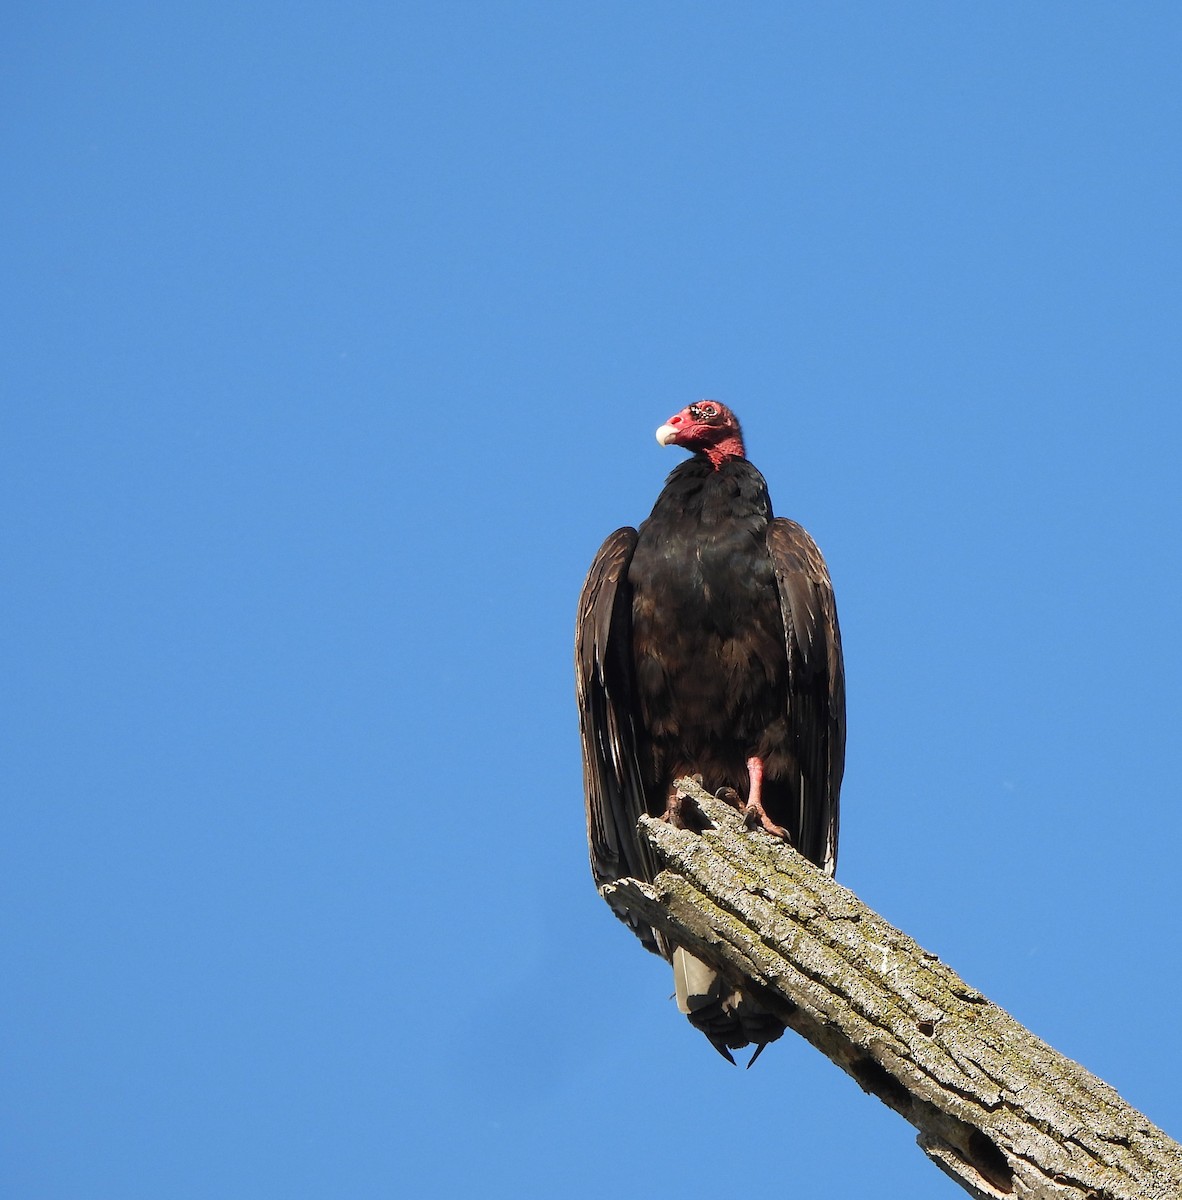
[661, 789, 691, 829]
[743, 802, 791, 841]
[715, 785, 741, 807]
[660, 800, 684, 827]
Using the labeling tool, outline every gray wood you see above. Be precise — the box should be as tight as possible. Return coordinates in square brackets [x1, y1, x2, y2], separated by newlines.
[602, 779, 1182, 1200]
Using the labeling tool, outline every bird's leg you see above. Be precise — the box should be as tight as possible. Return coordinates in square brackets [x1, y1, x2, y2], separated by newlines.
[661, 783, 694, 828]
[742, 756, 791, 840]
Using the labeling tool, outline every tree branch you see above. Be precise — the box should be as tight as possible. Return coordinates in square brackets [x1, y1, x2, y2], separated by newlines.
[601, 779, 1182, 1200]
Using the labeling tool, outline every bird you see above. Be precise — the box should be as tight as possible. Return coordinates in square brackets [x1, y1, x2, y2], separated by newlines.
[575, 400, 845, 1063]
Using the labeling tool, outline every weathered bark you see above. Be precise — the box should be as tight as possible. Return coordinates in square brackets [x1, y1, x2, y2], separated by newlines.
[602, 779, 1182, 1200]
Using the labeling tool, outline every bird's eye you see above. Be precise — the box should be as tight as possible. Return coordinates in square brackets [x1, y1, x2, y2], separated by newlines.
[689, 403, 719, 422]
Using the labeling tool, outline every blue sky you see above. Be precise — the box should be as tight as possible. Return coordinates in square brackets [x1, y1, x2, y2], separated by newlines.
[4, 4, 1180, 1197]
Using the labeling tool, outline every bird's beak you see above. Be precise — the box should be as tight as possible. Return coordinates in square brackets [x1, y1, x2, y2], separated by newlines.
[655, 423, 680, 446]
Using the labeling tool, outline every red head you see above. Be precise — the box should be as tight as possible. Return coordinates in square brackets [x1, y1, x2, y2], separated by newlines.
[655, 401, 746, 468]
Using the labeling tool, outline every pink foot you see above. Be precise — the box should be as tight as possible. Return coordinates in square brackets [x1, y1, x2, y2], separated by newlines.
[741, 756, 791, 841]
[661, 787, 692, 829]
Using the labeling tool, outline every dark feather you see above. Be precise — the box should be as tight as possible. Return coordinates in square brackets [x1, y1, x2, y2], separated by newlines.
[576, 438, 846, 1057]
[766, 517, 845, 874]
[575, 526, 664, 952]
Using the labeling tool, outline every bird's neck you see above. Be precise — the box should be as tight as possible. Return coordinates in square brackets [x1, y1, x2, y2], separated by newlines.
[702, 435, 746, 469]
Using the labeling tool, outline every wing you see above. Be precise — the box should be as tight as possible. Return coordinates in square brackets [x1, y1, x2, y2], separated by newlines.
[766, 518, 846, 876]
[575, 527, 664, 952]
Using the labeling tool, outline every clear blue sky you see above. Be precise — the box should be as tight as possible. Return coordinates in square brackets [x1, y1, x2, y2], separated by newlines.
[4, 5, 1180, 1198]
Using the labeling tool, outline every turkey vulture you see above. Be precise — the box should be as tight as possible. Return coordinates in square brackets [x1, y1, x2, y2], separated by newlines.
[576, 401, 845, 1063]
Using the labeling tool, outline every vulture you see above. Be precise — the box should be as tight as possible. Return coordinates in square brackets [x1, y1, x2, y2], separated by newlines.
[575, 401, 845, 1063]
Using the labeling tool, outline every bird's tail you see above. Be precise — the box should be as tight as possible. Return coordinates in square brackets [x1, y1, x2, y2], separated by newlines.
[672, 947, 785, 1065]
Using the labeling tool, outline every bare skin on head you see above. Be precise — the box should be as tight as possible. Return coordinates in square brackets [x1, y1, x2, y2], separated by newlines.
[655, 400, 747, 468]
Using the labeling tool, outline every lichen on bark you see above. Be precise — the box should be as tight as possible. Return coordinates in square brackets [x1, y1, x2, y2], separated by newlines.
[602, 779, 1182, 1200]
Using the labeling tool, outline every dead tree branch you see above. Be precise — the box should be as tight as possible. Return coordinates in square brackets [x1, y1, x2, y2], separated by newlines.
[602, 779, 1182, 1200]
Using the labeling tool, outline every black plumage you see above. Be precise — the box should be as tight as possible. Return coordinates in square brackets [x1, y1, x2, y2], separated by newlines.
[576, 401, 845, 1061]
